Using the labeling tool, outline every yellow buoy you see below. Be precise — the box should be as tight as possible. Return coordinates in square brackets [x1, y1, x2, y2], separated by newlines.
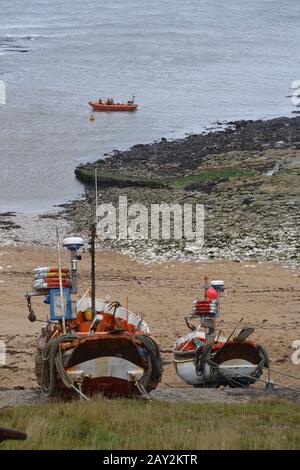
[89, 114, 95, 121]
[84, 308, 92, 321]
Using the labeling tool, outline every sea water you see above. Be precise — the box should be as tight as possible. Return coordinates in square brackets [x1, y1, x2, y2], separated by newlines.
[0, 0, 299, 211]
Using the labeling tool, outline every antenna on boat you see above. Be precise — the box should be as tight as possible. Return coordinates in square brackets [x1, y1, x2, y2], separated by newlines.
[62, 237, 84, 294]
[56, 226, 66, 334]
[90, 167, 99, 320]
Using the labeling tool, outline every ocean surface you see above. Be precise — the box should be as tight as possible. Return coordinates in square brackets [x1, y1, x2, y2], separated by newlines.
[0, 0, 299, 212]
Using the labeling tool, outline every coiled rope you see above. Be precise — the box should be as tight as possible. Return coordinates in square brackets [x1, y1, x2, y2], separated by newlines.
[194, 342, 269, 386]
[41, 334, 89, 400]
[134, 334, 163, 390]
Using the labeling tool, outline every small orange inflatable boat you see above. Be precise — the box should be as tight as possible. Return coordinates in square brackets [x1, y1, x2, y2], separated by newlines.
[89, 97, 138, 112]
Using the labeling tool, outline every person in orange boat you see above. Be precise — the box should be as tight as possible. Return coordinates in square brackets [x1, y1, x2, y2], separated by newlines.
[98, 98, 102, 104]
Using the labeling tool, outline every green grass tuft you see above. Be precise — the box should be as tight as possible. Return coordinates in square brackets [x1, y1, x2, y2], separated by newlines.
[277, 168, 300, 176]
[0, 397, 299, 450]
[168, 168, 258, 189]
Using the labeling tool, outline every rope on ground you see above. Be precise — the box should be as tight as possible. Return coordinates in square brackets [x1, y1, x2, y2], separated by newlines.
[269, 368, 300, 382]
[209, 358, 300, 393]
[219, 372, 252, 389]
[220, 369, 300, 394]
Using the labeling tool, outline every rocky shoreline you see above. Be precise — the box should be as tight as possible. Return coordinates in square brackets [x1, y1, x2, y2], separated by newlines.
[1, 116, 299, 265]
[69, 116, 300, 264]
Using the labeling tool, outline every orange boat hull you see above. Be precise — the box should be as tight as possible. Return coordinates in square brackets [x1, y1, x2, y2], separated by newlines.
[89, 101, 138, 112]
[36, 329, 162, 398]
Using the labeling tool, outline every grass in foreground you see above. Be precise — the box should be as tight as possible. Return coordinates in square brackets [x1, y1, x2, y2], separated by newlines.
[0, 397, 299, 450]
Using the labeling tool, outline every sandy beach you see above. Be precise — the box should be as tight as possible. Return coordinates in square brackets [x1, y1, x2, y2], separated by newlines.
[0, 113, 299, 411]
[0, 245, 299, 393]
[2, 1, 300, 453]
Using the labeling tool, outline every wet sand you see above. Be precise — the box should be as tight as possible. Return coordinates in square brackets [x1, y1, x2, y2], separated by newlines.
[0, 245, 299, 398]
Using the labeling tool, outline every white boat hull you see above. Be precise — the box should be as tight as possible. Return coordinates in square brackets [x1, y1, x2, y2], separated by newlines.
[173, 331, 265, 387]
[174, 358, 258, 386]
[66, 356, 144, 383]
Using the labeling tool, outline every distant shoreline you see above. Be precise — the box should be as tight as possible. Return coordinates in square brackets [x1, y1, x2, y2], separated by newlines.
[0, 115, 299, 265]
[66, 115, 300, 264]
[75, 115, 300, 188]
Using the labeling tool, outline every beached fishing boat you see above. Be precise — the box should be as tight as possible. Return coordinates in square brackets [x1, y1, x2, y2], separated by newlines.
[173, 279, 269, 388]
[25, 230, 162, 399]
[89, 96, 138, 112]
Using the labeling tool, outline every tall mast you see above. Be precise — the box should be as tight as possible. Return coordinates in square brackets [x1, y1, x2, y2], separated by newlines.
[91, 167, 99, 320]
[90, 224, 96, 319]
